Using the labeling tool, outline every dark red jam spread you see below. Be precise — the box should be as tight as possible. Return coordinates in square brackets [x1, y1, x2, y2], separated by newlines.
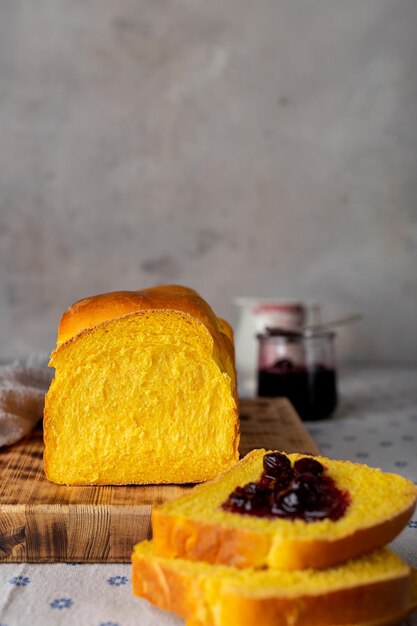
[257, 362, 338, 421]
[221, 452, 350, 522]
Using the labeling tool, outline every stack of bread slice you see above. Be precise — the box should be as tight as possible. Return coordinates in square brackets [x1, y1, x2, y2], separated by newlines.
[132, 449, 417, 626]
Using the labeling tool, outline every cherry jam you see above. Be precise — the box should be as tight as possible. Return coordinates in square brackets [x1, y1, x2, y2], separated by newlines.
[221, 452, 350, 522]
[256, 328, 338, 421]
[257, 363, 338, 421]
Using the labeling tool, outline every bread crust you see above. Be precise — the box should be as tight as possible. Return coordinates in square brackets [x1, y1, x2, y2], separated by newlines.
[152, 500, 415, 570]
[185, 613, 417, 626]
[53, 284, 236, 389]
[220, 577, 410, 626]
[57, 285, 228, 350]
[184, 603, 417, 626]
[152, 449, 417, 570]
[132, 547, 415, 626]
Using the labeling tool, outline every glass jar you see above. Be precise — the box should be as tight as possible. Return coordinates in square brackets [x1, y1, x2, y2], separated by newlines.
[256, 328, 338, 421]
[233, 297, 321, 397]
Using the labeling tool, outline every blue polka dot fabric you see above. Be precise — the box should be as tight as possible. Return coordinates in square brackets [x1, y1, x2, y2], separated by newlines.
[306, 366, 417, 626]
[0, 564, 180, 626]
[0, 366, 416, 626]
[306, 367, 417, 487]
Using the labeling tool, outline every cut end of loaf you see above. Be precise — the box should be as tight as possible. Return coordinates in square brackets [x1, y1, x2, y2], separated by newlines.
[44, 308, 239, 485]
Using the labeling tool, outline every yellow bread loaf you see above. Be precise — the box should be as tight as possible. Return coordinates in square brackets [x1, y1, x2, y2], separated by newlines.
[44, 285, 239, 485]
[152, 449, 417, 570]
[132, 540, 417, 626]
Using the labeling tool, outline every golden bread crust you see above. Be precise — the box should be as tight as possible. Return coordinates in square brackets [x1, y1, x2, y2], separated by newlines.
[54, 284, 236, 388]
[152, 449, 417, 570]
[152, 501, 416, 570]
[57, 285, 227, 348]
[132, 548, 197, 620]
[132, 543, 416, 626]
[219, 578, 410, 626]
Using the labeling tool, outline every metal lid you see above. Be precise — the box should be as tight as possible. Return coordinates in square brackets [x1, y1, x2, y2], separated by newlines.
[303, 327, 336, 339]
[256, 326, 336, 341]
[256, 327, 303, 341]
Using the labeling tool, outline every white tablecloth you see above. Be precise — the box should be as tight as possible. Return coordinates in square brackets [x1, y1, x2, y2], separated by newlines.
[1, 365, 416, 626]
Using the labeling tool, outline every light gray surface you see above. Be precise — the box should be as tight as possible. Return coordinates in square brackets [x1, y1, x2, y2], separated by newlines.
[1, 0, 417, 360]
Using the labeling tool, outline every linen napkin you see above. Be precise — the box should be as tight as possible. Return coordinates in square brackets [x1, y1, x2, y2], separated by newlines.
[0, 353, 52, 447]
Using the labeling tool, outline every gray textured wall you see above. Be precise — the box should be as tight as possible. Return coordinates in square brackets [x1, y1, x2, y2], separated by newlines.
[1, 0, 416, 362]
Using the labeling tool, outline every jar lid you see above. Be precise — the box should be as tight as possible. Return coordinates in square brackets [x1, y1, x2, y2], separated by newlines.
[303, 327, 336, 339]
[256, 327, 303, 341]
[256, 326, 336, 341]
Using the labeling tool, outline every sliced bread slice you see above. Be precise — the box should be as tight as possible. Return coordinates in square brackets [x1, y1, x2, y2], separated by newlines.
[152, 449, 417, 570]
[132, 540, 417, 626]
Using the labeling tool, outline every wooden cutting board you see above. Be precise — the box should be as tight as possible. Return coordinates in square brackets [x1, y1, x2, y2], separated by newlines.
[0, 398, 318, 563]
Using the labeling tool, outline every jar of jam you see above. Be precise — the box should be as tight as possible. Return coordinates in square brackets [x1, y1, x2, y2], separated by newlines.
[233, 298, 321, 397]
[256, 328, 338, 421]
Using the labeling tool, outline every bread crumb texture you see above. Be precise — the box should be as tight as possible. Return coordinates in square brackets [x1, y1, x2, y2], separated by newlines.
[135, 540, 407, 591]
[155, 449, 417, 541]
[44, 308, 238, 484]
[132, 541, 415, 626]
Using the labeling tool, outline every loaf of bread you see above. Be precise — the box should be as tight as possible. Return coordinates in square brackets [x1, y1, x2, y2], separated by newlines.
[132, 540, 417, 626]
[44, 285, 239, 484]
[152, 449, 417, 570]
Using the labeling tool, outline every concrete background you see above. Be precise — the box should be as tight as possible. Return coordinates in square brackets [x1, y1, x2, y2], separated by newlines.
[1, 0, 416, 363]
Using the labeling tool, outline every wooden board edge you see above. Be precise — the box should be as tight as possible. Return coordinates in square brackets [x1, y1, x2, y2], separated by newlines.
[0, 504, 152, 563]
